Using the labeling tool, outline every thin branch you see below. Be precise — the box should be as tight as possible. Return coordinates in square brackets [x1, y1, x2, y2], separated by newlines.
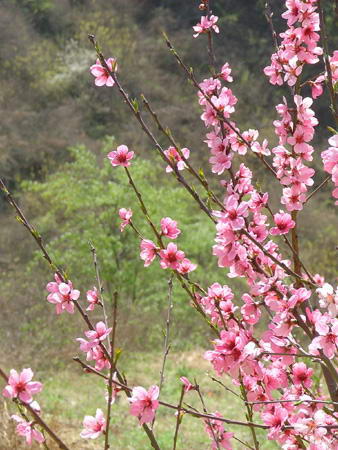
[89, 242, 111, 353]
[141, 94, 224, 210]
[159, 276, 174, 395]
[317, 0, 338, 127]
[72, 362, 334, 431]
[162, 34, 278, 179]
[172, 386, 185, 450]
[104, 291, 118, 450]
[195, 384, 221, 450]
[305, 175, 331, 203]
[239, 377, 260, 450]
[246, 398, 338, 406]
[88, 35, 214, 222]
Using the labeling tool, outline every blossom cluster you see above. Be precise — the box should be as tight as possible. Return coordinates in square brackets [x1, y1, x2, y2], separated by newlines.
[272, 94, 317, 211]
[2, 369, 45, 445]
[311, 50, 338, 99]
[264, 0, 323, 87]
[321, 134, 338, 204]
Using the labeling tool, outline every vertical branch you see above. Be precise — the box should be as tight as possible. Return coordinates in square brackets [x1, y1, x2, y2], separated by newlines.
[172, 386, 185, 450]
[290, 211, 302, 287]
[104, 291, 118, 450]
[317, 0, 338, 126]
[89, 242, 111, 352]
[159, 276, 174, 395]
[195, 384, 221, 450]
[239, 378, 260, 450]
[206, 0, 216, 72]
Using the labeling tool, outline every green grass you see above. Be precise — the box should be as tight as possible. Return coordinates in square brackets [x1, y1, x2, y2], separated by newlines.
[1, 350, 279, 449]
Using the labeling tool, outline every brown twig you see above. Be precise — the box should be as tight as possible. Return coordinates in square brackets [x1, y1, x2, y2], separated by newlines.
[141, 94, 224, 210]
[162, 34, 278, 179]
[72, 360, 336, 431]
[104, 291, 118, 450]
[159, 276, 174, 395]
[317, 0, 338, 127]
[195, 383, 221, 450]
[305, 175, 331, 203]
[88, 34, 214, 223]
[89, 242, 111, 353]
[172, 386, 185, 450]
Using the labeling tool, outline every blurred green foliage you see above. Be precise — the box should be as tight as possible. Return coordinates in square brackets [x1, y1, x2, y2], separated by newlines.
[9, 140, 239, 364]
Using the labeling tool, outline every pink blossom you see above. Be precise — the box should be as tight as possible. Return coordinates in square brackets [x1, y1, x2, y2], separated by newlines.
[241, 294, 261, 325]
[180, 376, 195, 392]
[80, 409, 106, 439]
[85, 321, 112, 342]
[89, 346, 111, 371]
[310, 77, 324, 99]
[252, 139, 271, 156]
[321, 134, 338, 204]
[204, 412, 234, 449]
[129, 385, 159, 424]
[292, 362, 313, 388]
[159, 242, 185, 270]
[86, 287, 99, 311]
[160, 217, 181, 239]
[262, 406, 289, 439]
[215, 195, 248, 230]
[270, 211, 295, 235]
[46, 276, 80, 315]
[107, 145, 134, 167]
[140, 239, 157, 267]
[288, 287, 311, 308]
[119, 208, 133, 232]
[11, 415, 45, 445]
[76, 337, 98, 353]
[90, 58, 116, 87]
[105, 373, 122, 404]
[164, 146, 190, 172]
[281, 185, 306, 211]
[317, 283, 338, 317]
[2, 368, 42, 403]
[177, 258, 197, 274]
[219, 63, 233, 82]
[193, 15, 219, 38]
[309, 319, 338, 359]
[209, 148, 233, 174]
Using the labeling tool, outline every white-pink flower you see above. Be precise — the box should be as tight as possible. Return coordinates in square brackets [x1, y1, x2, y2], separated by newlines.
[317, 283, 338, 317]
[90, 58, 116, 87]
[129, 385, 159, 424]
[160, 217, 181, 239]
[119, 208, 133, 232]
[177, 258, 197, 274]
[86, 287, 99, 311]
[180, 376, 195, 393]
[85, 321, 112, 342]
[46, 276, 80, 315]
[219, 62, 233, 82]
[159, 242, 185, 270]
[2, 368, 42, 403]
[164, 146, 190, 172]
[193, 15, 219, 38]
[270, 211, 295, 235]
[140, 239, 158, 267]
[11, 415, 45, 445]
[107, 145, 134, 167]
[80, 408, 106, 439]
